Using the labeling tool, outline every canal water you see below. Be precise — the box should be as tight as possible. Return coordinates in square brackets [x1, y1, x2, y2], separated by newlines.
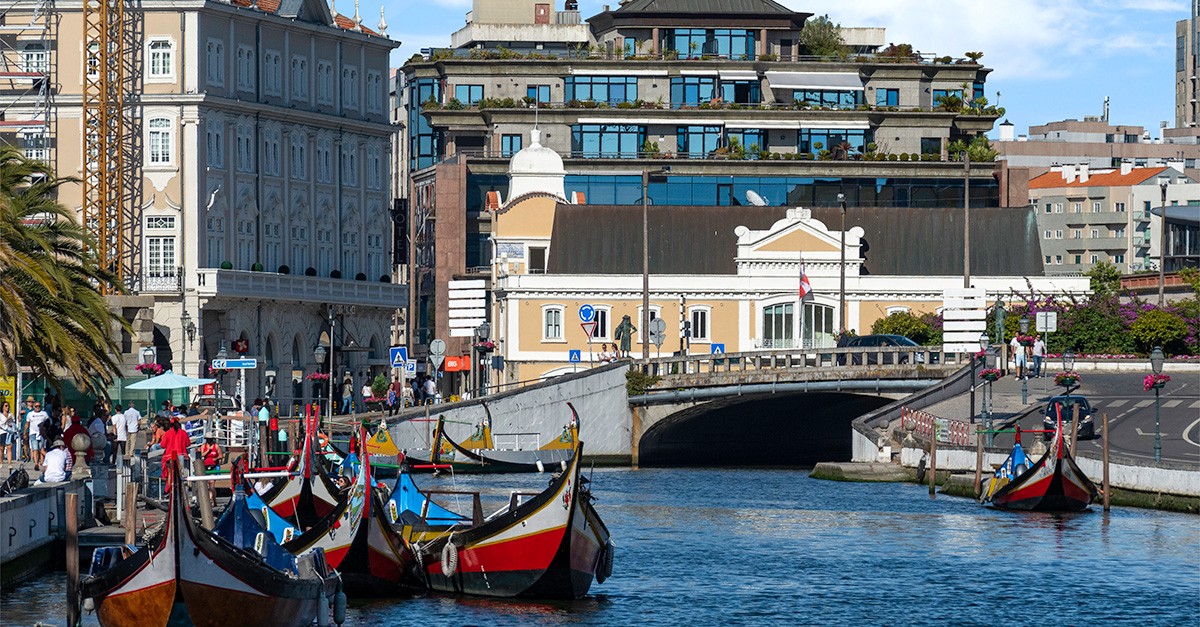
[3, 468, 1197, 626]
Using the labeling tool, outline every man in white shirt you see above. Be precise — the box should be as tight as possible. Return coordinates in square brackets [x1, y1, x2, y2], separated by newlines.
[423, 377, 438, 404]
[110, 404, 128, 463]
[123, 403, 142, 452]
[40, 439, 69, 483]
[24, 402, 50, 468]
[1032, 335, 1047, 378]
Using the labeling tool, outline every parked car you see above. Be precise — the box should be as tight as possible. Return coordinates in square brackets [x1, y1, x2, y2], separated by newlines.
[835, 334, 928, 365]
[195, 393, 241, 416]
[1043, 395, 1095, 440]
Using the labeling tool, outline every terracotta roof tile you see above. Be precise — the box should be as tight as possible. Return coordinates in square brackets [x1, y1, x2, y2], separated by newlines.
[227, 0, 377, 36]
[1028, 167, 1166, 189]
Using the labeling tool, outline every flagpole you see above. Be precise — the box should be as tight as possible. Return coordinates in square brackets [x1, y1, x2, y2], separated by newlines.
[798, 253, 805, 353]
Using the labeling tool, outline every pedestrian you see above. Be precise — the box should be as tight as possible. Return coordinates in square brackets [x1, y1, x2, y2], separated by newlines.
[1009, 335, 1028, 380]
[87, 409, 108, 463]
[0, 400, 14, 462]
[25, 401, 50, 470]
[341, 375, 353, 414]
[160, 417, 190, 491]
[62, 409, 91, 463]
[1032, 334, 1046, 378]
[39, 439, 69, 483]
[109, 403, 128, 463]
[412, 376, 423, 405]
[423, 375, 438, 404]
[361, 381, 373, 409]
[123, 402, 142, 453]
[388, 376, 404, 415]
[16, 396, 33, 462]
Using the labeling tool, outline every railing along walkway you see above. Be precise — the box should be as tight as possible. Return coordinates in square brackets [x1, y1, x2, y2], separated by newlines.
[643, 346, 966, 381]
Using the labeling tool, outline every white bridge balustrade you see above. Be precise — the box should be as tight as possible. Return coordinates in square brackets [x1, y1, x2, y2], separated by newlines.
[643, 346, 967, 380]
[195, 269, 408, 308]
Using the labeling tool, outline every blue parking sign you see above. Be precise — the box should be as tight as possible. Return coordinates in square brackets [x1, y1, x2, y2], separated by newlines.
[568, 350, 582, 363]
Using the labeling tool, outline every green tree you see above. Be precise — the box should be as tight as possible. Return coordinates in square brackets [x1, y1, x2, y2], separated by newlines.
[1086, 260, 1121, 297]
[1130, 309, 1189, 354]
[1055, 298, 1133, 354]
[0, 147, 126, 393]
[800, 14, 847, 59]
[871, 312, 936, 344]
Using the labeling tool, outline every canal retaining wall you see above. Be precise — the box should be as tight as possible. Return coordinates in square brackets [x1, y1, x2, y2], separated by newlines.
[1, 478, 92, 587]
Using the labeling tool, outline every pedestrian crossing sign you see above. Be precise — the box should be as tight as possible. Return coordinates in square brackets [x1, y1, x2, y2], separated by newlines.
[389, 346, 409, 368]
[711, 344, 725, 355]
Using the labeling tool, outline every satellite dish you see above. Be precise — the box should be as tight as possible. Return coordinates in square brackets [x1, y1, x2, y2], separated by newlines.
[746, 190, 769, 206]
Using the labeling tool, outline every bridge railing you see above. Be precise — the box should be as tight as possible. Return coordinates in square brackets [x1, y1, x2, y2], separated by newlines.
[643, 346, 966, 378]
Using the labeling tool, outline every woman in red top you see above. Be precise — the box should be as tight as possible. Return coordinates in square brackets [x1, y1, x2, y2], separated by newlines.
[160, 417, 190, 490]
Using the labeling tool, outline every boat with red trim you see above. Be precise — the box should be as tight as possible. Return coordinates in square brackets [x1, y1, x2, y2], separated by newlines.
[983, 406, 1099, 512]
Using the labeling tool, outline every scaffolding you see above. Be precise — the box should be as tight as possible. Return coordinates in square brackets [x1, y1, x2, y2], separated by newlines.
[0, 0, 53, 162]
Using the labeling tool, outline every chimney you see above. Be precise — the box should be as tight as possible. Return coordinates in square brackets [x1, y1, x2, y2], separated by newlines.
[1167, 159, 1185, 173]
[1061, 164, 1076, 184]
[1077, 164, 1089, 183]
[1120, 160, 1133, 176]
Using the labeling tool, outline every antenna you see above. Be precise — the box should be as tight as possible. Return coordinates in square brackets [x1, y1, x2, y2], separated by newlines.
[1103, 96, 1110, 123]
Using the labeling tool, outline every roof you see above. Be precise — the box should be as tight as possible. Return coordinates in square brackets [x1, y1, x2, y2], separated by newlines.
[1028, 167, 1165, 190]
[613, 0, 798, 14]
[227, 0, 378, 36]
[548, 205, 1046, 277]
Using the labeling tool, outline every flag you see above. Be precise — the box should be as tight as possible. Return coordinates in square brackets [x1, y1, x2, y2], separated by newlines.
[798, 261, 812, 301]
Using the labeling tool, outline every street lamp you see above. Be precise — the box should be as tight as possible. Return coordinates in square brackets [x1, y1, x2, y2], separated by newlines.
[475, 321, 491, 397]
[1150, 346, 1164, 463]
[1158, 181, 1168, 306]
[838, 193, 847, 334]
[641, 166, 670, 362]
[1063, 348, 1075, 372]
[979, 332, 994, 446]
[1019, 316, 1030, 403]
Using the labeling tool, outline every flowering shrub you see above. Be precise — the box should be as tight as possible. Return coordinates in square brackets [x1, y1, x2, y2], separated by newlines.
[305, 372, 331, 382]
[978, 368, 1002, 381]
[207, 365, 230, 377]
[474, 340, 496, 351]
[363, 396, 386, 404]
[1015, 334, 1036, 346]
[1053, 371, 1081, 387]
[1143, 373, 1171, 391]
[135, 363, 164, 376]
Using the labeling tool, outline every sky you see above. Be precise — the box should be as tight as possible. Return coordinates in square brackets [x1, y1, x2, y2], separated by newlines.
[363, 0, 1190, 136]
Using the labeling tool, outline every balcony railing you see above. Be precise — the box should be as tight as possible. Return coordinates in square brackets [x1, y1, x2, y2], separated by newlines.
[457, 146, 995, 165]
[417, 47, 985, 67]
[423, 97, 1002, 117]
[195, 269, 408, 308]
[137, 267, 182, 293]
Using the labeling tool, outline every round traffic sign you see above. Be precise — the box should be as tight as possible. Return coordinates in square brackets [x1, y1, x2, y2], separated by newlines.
[578, 304, 595, 323]
[429, 339, 446, 356]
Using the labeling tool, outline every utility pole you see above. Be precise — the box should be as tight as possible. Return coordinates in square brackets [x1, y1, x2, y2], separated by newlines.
[963, 150, 971, 288]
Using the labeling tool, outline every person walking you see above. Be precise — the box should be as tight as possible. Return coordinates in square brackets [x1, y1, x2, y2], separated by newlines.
[109, 403, 128, 464]
[1032, 335, 1046, 378]
[25, 401, 50, 470]
[1009, 335, 1028, 380]
[123, 402, 142, 453]
[423, 375, 438, 404]
[412, 376, 424, 405]
[340, 375, 353, 414]
[87, 409, 109, 463]
[0, 401, 14, 462]
[388, 376, 404, 415]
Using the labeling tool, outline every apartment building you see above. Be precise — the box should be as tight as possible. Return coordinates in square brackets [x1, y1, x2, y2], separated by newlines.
[0, 0, 402, 410]
[1177, 2, 1200, 129]
[1028, 164, 1197, 274]
[398, 0, 1007, 363]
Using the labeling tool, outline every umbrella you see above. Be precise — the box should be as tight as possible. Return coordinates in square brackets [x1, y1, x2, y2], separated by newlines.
[125, 370, 217, 390]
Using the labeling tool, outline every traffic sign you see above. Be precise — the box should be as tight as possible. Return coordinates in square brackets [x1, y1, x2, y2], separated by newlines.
[389, 346, 409, 368]
[404, 360, 416, 378]
[648, 318, 667, 348]
[211, 358, 257, 369]
[568, 350, 582, 363]
[1036, 311, 1058, 333]
[710, 344, 725, 355]
[430, 354, 445, 371]
[429, 339, 446, 356]
[580, 321, 597, 339]
[578, 304, 595, 323]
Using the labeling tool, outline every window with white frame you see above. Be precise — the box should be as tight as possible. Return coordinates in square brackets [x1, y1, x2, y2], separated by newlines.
[85, 42, 99, 79]
[1090, 228, 1099, 238]
[366, 144, 381, 189]
[20, 42, 47, 73]
[19, 131, 47, 162]
[366, 70, 382, 112]
[316, 138, 332, 183]
[762, 303, 794, 348]
[689, 307, 710, 342]
[147, 39, 173, 78]
[206, 215, 225, 267]
[206, 38, 224, 86]
[341, 65, 358, 109]
[236, 45, 255, 91]
[1073, 202, 1082, 213]
[1092, 201, 1102, 212]
[885, 306, 911, 315]
[291, 55, 308, 100]
[1054, 203, 1063, 213]
[263, 50, 281, 96]
[145, 234, 176, 277]
[341, 144, 358, 185]
[147, 118, 173, 165]
[1115, 202, 1126, 212]
[1055, 255, 1063, 264]
[317, 61, 333, 104]
[236, 123, 253, 172]
[289, 135, 307, 180]
[1044, 255, 1052, 265]
[543, 306, 564, 340]
[291, 222, 308, 271]
[205, 120, 224, 168]
[1072, 229, 1082, 239]
[235, 219, 254, 269]
[636, 306, 661, 339]
[263, 221, 281, 272]
[1089, 254, 1098, 263]
[1043, 229, 1052, 239]
[1055, 229, 1063, 239]
[263, 129, 280, 176]
[591, 308, 611, 341]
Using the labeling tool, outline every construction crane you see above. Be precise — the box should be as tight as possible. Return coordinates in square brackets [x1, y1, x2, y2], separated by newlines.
[81, 0, 128, 292]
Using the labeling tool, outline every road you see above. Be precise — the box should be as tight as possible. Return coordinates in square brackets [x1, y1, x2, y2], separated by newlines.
[1009, 372, 1199, 465]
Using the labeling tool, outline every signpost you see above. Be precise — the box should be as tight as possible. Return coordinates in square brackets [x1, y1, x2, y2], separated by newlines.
[403, 360, 417, 379]
[569, 349, 581, 372]
[580, 321, 597, 363]
[711, 343, 726, 366]
[941, 288, 988, 354]
[648, 318, 666, 357]
[389, 346, 409, 369]
[578, 304, 595, 323]
[428, 339, 446, 372]
[211, 358, 257, 454]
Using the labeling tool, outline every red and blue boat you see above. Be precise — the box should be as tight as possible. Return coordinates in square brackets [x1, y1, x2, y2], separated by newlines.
[983, 406, 1099, 512]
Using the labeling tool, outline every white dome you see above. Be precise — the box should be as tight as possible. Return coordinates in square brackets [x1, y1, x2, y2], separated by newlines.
[509, 129, 565, 176]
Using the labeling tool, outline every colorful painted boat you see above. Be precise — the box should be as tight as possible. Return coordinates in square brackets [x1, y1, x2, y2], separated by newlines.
[983, 408, 1099, 512]
[402, 439, 613, 599]
[406, 404, 579, 474]
[258, 432, 341, 525]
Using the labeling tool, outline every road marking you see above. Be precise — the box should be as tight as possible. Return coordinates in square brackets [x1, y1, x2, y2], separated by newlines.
[1185, 416, 1200, 449]
[1163, 400, 1183, 408]
[1135, 428, 1151, 436]
[1133, 400, 1153, 408]
[1191, 401, 1200, 409]
[1105, 399, 1128, 408]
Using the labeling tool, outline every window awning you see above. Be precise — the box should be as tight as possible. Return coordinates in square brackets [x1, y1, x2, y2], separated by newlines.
[719, 70, 760, 81]
[726, 121, 798, 130]
[797, 120, 871, 130]
[764, 71, 864, 91]
[571, 69, 668, 77]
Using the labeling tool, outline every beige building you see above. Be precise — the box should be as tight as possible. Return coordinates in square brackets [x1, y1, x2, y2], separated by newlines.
[1177, 3, 1199, 129]
[0, 0, 402, 410]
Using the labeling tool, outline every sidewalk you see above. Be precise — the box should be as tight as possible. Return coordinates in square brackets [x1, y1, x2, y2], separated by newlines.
[917, 373, 1061, 425]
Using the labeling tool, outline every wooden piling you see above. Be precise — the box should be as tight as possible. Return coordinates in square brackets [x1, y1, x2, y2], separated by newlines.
[1102, 413, 1111, 512]
[66, 491, 80, 627]
[124, 482, 138, 545]
[1070, 403, 1080, 455]
[928, 428, 938, 496]
[974, 428, 983, 498]
[191, 453, 216, 530]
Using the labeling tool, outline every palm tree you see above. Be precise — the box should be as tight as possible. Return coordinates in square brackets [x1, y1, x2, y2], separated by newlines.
[0, 146, 126, 393]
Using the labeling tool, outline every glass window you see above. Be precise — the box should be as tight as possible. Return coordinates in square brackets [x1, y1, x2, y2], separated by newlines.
[455, 84, 484, 105]
[341, 66, 358, 109]
[205, 121, 223, 168]
[526, 85, 551, 104]
[592, 309, 610, 341]
[670, 76, 716, 108]
[565, 76, 637, 105]
[677, 126, 721, 158]
[803, 303, 835, 348]
[148, 118, 172, 164]
[689, 308, 710, 342]
[720, 80, 761, 104]
[148, 40, 173, 77]
[1092, 201, 1102, 212]
[146, 236, 176, 277]
[20, 42, 47, 73]
[501, 134, 523, 157]
[20, 132, 47, 162]
[291, 56, 308, 100]
[664, 28, 755, 60]
[544, 307, 563, 340]
[792, 89, 862, 109]
[1074, 255, 1081, 264]
[1115, 202, 1126, 212]
[932, 89, 963, 107]
[571, 124, 645, 158]
[919, 138, 941, 155]
[407, 78, 442, 170]
[317, 61, 334, 104]
[972, 82, 985, 101]
[798, 129, 872, 154]
[762, 303, 793, 349]
[726, 128, 765, 153]
[206, 39, 224, 85]
[875, 88, 899, 107]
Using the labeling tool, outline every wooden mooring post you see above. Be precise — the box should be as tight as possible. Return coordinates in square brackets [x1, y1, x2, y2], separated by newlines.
[974, 428, 984, 498]
[1102, 413, 1111, 512]
[928, 429, 938, 496]
[1070, 404, 1080, 454]
[125, 482, 138, 545]
[191, 453, 216, 529]
[66, 491, 80, 627]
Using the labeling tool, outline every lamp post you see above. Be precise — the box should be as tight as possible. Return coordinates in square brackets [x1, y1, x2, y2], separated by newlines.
[1150, 346, 1164, 463]
[838, 193, 847, 334]
[1158, 181, 1168, 306]
[641, 166, 670, 362]
[1019, 316, 1030, 404]
[324, 307, 336, 432]
[475, 321, 490, 397]
[140, 346, 156, 418]
[1063, 348, 1075, 377]
[963, 150, 971, 288]
[979, 332, 994, 447]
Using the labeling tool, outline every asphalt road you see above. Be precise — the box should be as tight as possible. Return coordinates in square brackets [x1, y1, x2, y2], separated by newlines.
[1008, 372, 1199, 465]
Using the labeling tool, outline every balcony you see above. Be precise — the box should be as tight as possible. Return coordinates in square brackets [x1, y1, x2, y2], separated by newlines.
[1085, 211, 1133, 224]
[195, 269, 408, 309]
[137, 268, 182, 294]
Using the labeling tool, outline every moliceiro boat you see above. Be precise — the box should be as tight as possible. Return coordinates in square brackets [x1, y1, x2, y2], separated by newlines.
[403, 439, 613, 599]
[408, 403, 579, 474]
[81, 459, 341, 627]
[983, 408, 1099, 512]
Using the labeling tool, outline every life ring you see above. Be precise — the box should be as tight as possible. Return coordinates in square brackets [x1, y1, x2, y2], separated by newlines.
[596, 539, 614, 583]
[440, 537, 459, 577]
